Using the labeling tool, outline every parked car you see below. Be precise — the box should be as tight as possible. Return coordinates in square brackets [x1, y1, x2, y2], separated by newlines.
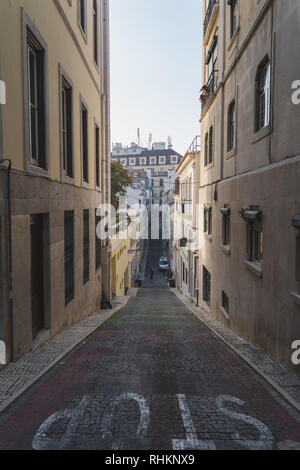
[159, 256, 169, 272]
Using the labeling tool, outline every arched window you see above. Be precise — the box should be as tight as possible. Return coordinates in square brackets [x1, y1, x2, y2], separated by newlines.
[209, 126, 213, 164]
[255, 58, 271, 132]
[227, 100, 236, 151]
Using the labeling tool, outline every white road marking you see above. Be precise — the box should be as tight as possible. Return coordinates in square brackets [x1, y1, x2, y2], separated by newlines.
[216, 395, 273, 450]
[172, 394, 216, 450]
[101, 392, 150, 446]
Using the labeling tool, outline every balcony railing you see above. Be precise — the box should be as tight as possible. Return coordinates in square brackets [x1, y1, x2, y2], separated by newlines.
[203, 0, 219, 38]
[200, 69, 218, 111]
[185, 135, 201, 155]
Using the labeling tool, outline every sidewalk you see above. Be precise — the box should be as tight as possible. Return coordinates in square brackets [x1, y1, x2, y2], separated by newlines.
[0, 290, 138, 414]
[171, 288, 300, 413]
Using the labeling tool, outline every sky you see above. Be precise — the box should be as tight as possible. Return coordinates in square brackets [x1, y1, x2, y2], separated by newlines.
[109, 0, 203, 156]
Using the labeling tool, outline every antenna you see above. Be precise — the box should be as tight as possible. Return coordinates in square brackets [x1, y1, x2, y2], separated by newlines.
[168, 136, 173, 149]
[137, 128, 140, 147]
[148, 133, 152, 150]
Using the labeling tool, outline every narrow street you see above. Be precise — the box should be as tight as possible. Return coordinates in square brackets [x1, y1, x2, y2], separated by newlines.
[0, 240, 300, 450]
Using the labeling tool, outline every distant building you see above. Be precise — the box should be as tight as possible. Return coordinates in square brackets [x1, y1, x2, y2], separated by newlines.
[111, 142, 183, 205]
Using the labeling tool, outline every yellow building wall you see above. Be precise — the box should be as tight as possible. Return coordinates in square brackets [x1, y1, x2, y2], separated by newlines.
[0, 0, 103, 188]
[111, 232, 131, 297]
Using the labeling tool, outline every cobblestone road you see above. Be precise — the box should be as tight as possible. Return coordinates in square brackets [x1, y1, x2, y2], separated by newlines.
[0, 241, 300, 450]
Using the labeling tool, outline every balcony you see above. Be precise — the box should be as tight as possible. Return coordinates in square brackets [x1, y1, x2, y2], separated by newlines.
[185, 135, 201, 155]
[200, 69, 218, 112]
[203, 0, 219, 44]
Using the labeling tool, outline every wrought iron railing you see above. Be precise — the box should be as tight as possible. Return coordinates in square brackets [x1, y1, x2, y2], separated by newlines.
[200, 69, 218, 111]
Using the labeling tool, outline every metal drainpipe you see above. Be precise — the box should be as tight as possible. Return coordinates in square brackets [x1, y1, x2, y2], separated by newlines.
[0, 159, 13, 362]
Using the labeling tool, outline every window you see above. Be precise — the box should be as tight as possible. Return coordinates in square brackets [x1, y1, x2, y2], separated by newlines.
[229, 0, 239, 39]
[95, 123, 100, 188]
[296, 235, 300, 284]
[159, 156, 166, 165]
[60, 71, 73, 178]
[78, 0, 87, 37]
[150, 157, 157, 165]
[209, 126, 213, 164]
[255, 58, 271, 132]
[83, 209, 89, 284]
[140, 157, 146, 165]
[120, 159, 127, 166]
[227, 100, 236, 152]
[222, 291, 229, 315]
[160, 179, 164, 187]
[204, 206, 212, 236]
[171, 155, 178, 164]
[203, 266, 211, 306]
[64, 211, 74, 306]
[95, 209, 101, 270]
[81, 101, 88, 182]
[23, 15, 48, 171]
[205, 35, 218, 85]
[247, 221, 263, 263]
[221, 206, 231, 246]
[93, 0, 99, 66]
[129, 158, 136, 166]
[204, 133, 209, 166]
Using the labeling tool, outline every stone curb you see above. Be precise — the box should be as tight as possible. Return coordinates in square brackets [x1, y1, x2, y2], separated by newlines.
[171, 288, 300, 414]
[0, 296, 132, 415]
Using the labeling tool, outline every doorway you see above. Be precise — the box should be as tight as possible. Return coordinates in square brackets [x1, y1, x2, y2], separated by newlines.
[30, 214, 45, 339]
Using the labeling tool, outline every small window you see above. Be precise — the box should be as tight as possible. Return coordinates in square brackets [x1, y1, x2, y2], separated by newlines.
[64, 211, 74, 306]
[129, 158, 136, 166]
[159, 156, 166, 164]
[222, 206, 231, 246]
[93, 0, 99, 65]
[95, 209, 101, 270]
[171, 155, 178, 164]
[255, 58, 271, 132]
[121, 159, 127, 166]
[81, 101, 88, 182]
[150, 157, 157, 165]
[160, 179, 164, 187]
[222, 291, 229, 314]
[247, 221, 263, 263]
[78, 0, 87, 36]
[60, 74, 73, 178]
[229, 0, 239, 39]
[296, 235, 300, 283]
[140, 157, 146, 165]
[204, 133, 209, 166]
[209, 126, 213, 164]
[95, 123, 100, 188]
[204, 206, 212, 236]
[26, 29, 47, 169]
[203, 266, 211, 306]
[83, 209, 90, 284]
[227, 100, 236, 152]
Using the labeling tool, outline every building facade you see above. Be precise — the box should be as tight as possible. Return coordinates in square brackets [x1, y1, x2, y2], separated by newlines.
[174, 137, 200, 303]
[111, 142, 182, 206]
[198, 0, 300, 375]
[0, 0, 111, 362]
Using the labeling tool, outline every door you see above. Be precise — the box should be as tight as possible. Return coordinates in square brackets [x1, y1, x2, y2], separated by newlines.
[30, 214, 44, 339]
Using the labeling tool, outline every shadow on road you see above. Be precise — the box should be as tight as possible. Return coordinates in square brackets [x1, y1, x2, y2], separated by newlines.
[142, 239, 168, 289]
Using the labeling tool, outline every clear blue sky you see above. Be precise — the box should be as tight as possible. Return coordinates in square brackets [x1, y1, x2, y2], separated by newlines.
[109, 0, 203, 156]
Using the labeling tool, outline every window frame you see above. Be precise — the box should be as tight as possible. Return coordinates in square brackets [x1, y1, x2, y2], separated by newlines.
[64, 211, 75, 307]
[246, 221, 263, 264]
[93, 0, 99, 68]
[59, 64, 74, 182]
[209, 126, 214, 165]
[222, 207, 231, 247]
[78, 0, 87, 40]
[204, 206, 212, 236]
[22, 8, 49, 176]
[227, 100, 236, 152]
[229, 0, 239, 39]
[255, 57, 271, 133]
[80, 96, 89, 185]
[94, 119, 101, 190]
[83, 209, 90, 285]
